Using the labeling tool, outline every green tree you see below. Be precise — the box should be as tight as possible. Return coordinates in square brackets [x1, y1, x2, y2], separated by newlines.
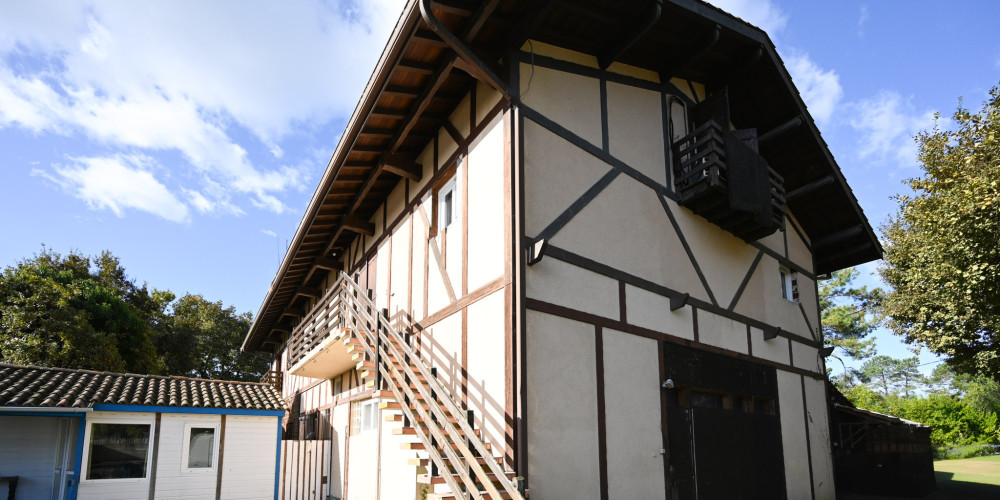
[0, 248, 264, 381]
[857, 355, 922, 397]
[160, 294, 267, 381]
[880, 84, 1000, 379]
[0, 249, 163, 373]
[821, 268, 883, 384]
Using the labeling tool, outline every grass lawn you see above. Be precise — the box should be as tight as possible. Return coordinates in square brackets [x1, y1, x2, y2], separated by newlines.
[930, 455, 1000, 499]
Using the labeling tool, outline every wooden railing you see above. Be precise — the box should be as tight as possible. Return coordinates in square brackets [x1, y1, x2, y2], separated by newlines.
[286, 280, 347, 368]
[673, 119, 786, 242]
[259, 369, 283, 392]
[337, 272, 524, 500]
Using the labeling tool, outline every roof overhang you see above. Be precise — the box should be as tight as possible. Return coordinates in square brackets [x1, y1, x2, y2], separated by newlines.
[243, 0, 883, 353]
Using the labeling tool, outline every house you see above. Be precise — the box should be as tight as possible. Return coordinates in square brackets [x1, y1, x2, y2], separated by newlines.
[828, 386, 936, 497]
[241, 0, 882, 499]
[0, 363, 286, 500]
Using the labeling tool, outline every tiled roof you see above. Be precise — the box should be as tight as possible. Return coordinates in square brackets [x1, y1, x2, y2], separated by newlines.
[0, 363, 286, 412]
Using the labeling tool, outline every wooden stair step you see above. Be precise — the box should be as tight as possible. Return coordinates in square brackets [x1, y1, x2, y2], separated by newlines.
[396, 425, 480, 438]
[427, 491, 520, 500]
[417, 472, 509, 486]
[408, 455, 504, 468]
[400, 440, 491, 452]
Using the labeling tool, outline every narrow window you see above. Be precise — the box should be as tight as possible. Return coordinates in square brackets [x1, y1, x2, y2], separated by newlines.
[361, 399, 379, 434]
[182, 425, 218, 471]
[779, 266, 798, 303]
[438, 177, 457, 231]
[86, 422, 152, 480]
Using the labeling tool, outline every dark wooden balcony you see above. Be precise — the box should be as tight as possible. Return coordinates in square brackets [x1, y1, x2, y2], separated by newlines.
[673, 120, 786, 242]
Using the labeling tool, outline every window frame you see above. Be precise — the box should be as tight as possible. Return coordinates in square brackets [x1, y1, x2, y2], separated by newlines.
[360, 399, 379, 434]
[429, 158, 460, 238]
[82, 415, 155, 483]
[180, 423, 221, 473]
[779, 266, 799, 303]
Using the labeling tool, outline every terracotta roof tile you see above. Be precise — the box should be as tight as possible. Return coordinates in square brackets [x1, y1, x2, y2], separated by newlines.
[0, 363, 286, 412]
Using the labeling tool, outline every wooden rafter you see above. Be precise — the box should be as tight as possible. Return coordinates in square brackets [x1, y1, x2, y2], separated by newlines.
[342, 215, 375, 236]
[384, 154, 423, 181]
[598, 0, 663, 69]
[659, 24, 720, 80]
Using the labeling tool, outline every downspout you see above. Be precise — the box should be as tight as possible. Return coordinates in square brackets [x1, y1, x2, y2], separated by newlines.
[418, 0, 511, 101]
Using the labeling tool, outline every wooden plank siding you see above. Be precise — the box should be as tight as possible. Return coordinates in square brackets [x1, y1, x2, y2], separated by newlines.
[278, 441, 331, 500]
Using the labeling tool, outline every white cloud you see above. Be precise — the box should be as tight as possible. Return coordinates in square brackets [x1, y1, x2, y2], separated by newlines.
[705, 0, 788, 35]
[850, 91, 938, 169]
[0, 0, 405, 219]
[260, 229, 278, 238]
[706, 1, 843, 125]
[45, 155, 190, 222]
[857, 6, 869, 37]
[784, 51, 843, 125]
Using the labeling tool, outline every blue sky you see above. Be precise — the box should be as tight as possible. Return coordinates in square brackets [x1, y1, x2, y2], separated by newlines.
[1, 0, 997, 373]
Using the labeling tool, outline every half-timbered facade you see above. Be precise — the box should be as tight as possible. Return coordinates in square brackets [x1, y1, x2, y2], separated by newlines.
[243, 1, 882, 499]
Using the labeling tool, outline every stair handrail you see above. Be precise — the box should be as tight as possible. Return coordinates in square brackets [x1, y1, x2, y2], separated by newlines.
[338, 271, 523, 500]
[340, 280, 491, 499]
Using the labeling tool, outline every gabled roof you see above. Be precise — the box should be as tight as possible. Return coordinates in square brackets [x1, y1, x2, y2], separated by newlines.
[0, 363, 286, 412]
[243, 0, 882, 353]
[834, 404, 928, 428]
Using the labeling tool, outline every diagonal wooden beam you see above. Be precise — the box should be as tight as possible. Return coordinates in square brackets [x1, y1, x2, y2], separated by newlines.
[507, 0, 558, 49]
[383, 154, 423, 181]
[461, 0, 501, 42]
[659, 24, 720, 80]
[812, 225, 863, 250]
[709, 45, 763, 91]
[342, 215, 375, 236]
[294, 285, 323, 300]
[391, 56, 457, 157]
[785, 175, 834, 202]
[312, 256, 341, 271]
[598, 0, 663, 69]
[758, 115, 804, 144]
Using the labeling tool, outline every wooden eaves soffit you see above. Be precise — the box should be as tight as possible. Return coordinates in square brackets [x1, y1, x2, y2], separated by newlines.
[242, 0, 882, 354]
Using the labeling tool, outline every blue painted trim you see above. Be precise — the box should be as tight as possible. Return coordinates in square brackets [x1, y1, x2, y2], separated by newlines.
[0, 410, 89, 418]
[92, 404, 285, 416]
[70, 414, 86, 500]
[274, 417, 282, 500]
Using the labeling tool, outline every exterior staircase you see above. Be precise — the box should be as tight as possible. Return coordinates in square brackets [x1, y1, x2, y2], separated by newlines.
[323, 272, 526, 500]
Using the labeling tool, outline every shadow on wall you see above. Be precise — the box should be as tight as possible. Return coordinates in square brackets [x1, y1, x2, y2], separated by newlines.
[390, 309, 508, 461]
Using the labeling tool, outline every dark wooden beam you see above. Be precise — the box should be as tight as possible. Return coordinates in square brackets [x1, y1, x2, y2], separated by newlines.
[507, 0, 558, 49]
[785, 175, 834, 202]
[294, 286, 323, 300]
[280, 309, 303, 321]
[430, 0, 474, 16]
[398, 58, 437, 75]
[383, 84, 421, 98]
[360, 126, 395, 137]
[441, 118, 464, 144]
[413, 29, 449, 47]
[370, 107, 408, 119]
[709, 45, 762, 91]
[812, 225, 863, 250]
[341, 160, 379, 169]
[460, 0, 500, 42]
[390, 56, 457, 156]
[598, 0, 663, 69]
[659, 24, 720, 80]
[759, 115, 803, 144]
[383, 154, 423, 181]
[313, 256, 341, 271]
[342, 215, 375, 236]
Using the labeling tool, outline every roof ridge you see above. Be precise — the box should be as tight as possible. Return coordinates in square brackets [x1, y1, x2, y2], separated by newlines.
[0, 362, 271, 387]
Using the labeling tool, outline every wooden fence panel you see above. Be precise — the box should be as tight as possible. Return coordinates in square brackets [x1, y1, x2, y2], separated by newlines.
[279, 440, 331, 500]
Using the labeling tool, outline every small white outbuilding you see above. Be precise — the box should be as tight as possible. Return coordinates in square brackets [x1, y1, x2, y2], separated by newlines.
[0, 363, 286, 500]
